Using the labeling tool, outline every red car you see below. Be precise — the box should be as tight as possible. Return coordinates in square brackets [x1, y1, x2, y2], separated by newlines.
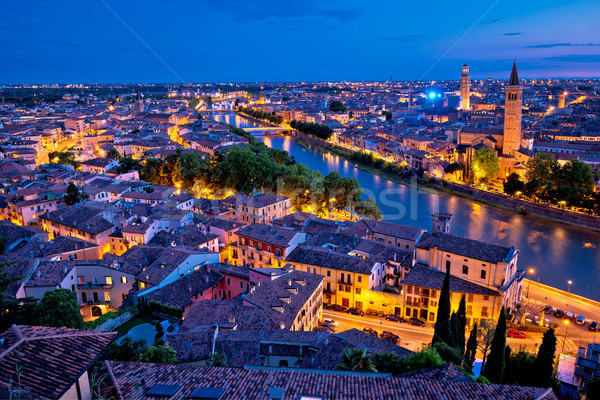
[507, 329, 527, 339]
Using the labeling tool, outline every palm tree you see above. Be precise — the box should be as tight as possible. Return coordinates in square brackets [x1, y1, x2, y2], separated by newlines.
[372, 352, 399, 374]
[208, 352, 227, 367]
[336, 348, 377, 372]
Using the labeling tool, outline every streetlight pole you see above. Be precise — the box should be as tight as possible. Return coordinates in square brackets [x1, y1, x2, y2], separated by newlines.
[526, 268, 535, 298]
[562, 320, 570, 353]
[567, 280, 573, 294]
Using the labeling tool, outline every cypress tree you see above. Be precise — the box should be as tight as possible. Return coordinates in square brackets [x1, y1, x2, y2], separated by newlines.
[503, 346, 512, 384]
[482, 306, 507, 383]
[456, 295, 467, 353]
[433, 266, 452, 346]
[464, 323, 478, 373]
[532, 328, 557, 387]
[450, 311, 459, 349]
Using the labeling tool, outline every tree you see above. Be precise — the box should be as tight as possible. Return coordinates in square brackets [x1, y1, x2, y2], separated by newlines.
[49, 151, 78, 168]
[433, 265, 452, 346]
[398, 347, 443, 374]
[444, 162, 466, 181]
[471, 147, 499, 183]
[503, 173, 525, 195]
[504, 349, 535, 385]
[557, 159, 595, 191]
[64, 182, 85, 206]
[382, 110, 393, 120]
[117, 157, 142, 174]
[477, 319, 496, 369]
[38, 289, 84, 328]
[454, 295, 467, 354]
[464, 323, 478, 373]
[329, 100, 346, 112]
[503, 346, 512, 383]
[140, 345, 177, 364]
[106, 338, 147, 361]
[208, 352, 228, 367]
[433, 342, 463, 365]
[336, 348, 377, 372]
[372, 352, 400, 374]
[526, 153, 558, 183]
[106, 148, 121, 160]
[355, 198, 382, 220]
[532, 328, 557, 387]
[587, 377, 600, 400]
[188, 98, 199, 109]
[481, 307, 506, 383]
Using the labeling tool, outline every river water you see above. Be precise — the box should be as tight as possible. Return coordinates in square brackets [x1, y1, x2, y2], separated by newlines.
[211, 112, 600, 300]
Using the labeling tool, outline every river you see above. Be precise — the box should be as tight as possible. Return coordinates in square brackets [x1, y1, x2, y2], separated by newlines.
[211, 112, 600, 300]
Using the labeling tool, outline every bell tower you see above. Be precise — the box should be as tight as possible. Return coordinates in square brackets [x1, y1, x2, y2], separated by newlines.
[503, 61, 522, 156]
[460, 63, 470, 110]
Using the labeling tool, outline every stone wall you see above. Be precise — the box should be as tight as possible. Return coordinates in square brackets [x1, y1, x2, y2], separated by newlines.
[431, 179, 600, 231]
[93, 311, 133, 332]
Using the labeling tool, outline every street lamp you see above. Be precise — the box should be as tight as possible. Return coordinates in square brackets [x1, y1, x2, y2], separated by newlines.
[526, 268, 535, 298]
[567, 280, 573, 294]
[562, 319, 570, 353]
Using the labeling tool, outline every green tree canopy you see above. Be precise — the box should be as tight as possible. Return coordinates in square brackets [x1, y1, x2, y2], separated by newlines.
[328, 100, 346, 112]
[38, 289, 84, 329]
[64, 182, 86, 206]
[526, 153, 558, 183]
[140, 345, 177, 364]
[398, 347, 444, 374]
[106, 148, 121, 160]
[503, 173, 525, 195]
[464, 323, 478, 373]
[471, 147, 499, 183]
[372, 352, 400, 374]
[481, 307, 507, 383]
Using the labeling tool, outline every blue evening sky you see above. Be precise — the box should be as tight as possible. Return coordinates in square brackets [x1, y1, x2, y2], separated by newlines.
[2, 0, 600, 83]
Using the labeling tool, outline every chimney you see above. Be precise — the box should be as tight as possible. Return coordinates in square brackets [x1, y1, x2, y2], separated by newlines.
[228, 316, 235, 323]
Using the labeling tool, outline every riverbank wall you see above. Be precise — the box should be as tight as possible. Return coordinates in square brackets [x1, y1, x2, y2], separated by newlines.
[292, 130, 600, 231]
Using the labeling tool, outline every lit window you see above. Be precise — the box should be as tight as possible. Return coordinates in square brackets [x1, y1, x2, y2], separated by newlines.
[105, 276, 113, 285]
[121, 277, 128, 284]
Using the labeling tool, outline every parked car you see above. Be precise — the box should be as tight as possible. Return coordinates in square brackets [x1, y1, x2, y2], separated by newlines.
[385, 315, 407, 323]
[322, 318, 338, 328]
[323, 303, 331, 310]
[329, 304, 348, 313]
[543, 305, 553, 313]
[380, 331, 399, 344]
[347, 308, 365, 316]
[314, 325, 329, 332]
[543, 319, 550, 327]
[554, 309, 564, 318]
[524, 315, 533, 324]
[363, 327, 378, 337]
[408, 318, 426, 327]
[576, 315, 586, 326]
[589, 321, 599, 332]
[317, 324, 336, 333]
[565, 311, 575, 321]
[365, 309, 378, 316]
[508, 330, 527, 339]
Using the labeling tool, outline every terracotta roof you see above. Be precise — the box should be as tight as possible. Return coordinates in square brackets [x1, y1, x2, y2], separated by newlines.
[286, 246, 375, 275]
[400, 264, 500, 296]
[40, 204, 113, 234]
[147, 226, 218, 248]
[0, 325, 115, 400]
[417, 232, 514, 265]
[236, 223, 299, 247]
[102, 361, 556, 400]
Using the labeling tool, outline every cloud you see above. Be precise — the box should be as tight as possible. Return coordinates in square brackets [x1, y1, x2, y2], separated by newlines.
[382, 35, 422, 42]
[526, 43, 600, 48]
[189, 0, 361, 22]
[542, 54, 600, 62]
[482, 18, 504, 25]
[503, 32, 522, 36]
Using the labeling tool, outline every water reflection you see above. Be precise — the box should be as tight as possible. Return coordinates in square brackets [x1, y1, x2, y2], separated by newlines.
[210, 112, 600, 299]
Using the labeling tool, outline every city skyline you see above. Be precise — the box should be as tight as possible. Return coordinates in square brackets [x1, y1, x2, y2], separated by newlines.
[3, 0, 600, 83]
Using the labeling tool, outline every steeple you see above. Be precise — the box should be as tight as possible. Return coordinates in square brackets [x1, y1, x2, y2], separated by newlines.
[136, 88, 141, 101]
[509, 61, 519, 86]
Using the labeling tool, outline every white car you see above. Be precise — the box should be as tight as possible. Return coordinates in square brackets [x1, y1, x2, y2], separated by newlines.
[322, 318, 338, 328]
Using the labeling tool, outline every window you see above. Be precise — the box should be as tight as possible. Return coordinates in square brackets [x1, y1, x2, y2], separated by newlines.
[104, 292, 111, 302]
[480, 269, 486, 279]
[406, 286, 412, 294]
[467, 305, 473, 315]
[249, 240, 253, 246]
[227, 278, 231, 285]
[105, 276, 113, 285]
[431, 290, 437, 298]
[227, 290, 231, 298]
[258, 243, 262, 251]
[445, 260, 451, 270]
[462, 265, 469, 275]
[483, 295, 489, 301]
[357, 276, 362, 283]
[355, 288, 361, 295]
[240, 281, 244, 289]
[276, 249, 281, 256]
[267, 245, 271, 252]
[467, 294, 474, 303]
[81, 293, 87, 303]
[482, 307, 489, 317]
[326, 270, 331, 277]
[241, 238, 245, 245]
[406, 307, 411, 317]
[122, 294, 126, 301]
[78, 276, 85, 285]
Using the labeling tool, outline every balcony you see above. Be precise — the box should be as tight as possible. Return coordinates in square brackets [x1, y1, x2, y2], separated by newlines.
[324, 288, 336, 295]
[77, 282, 114, 289]
[338, 278, 352, 285]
